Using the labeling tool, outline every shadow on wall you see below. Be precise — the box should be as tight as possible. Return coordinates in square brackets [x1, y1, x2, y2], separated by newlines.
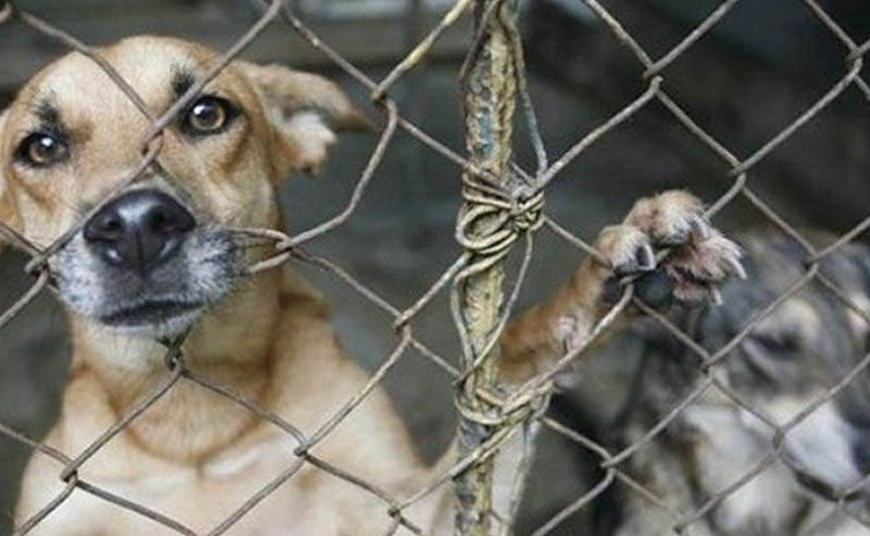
[527, 0, 870, 235]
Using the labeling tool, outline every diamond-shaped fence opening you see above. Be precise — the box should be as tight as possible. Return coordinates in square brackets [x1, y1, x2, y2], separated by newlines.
[1, 0, 870, 535]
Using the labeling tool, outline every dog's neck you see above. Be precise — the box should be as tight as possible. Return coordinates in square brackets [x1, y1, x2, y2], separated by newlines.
[68, 269, 288, 462]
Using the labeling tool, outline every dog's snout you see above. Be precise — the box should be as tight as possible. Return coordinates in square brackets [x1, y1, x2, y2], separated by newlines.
[83, 189, 195, 274]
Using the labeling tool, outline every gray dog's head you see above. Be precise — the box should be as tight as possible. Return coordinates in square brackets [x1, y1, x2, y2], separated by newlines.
[698, 235, 870, 401]
[618, 232, 870, 533]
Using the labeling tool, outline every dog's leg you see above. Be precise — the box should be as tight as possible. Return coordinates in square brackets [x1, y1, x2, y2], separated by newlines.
[486, 191, 742, 530]
[499, 190, 743, 383]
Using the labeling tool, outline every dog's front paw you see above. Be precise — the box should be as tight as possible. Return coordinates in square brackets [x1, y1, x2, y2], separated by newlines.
[597, 191, 745, 307]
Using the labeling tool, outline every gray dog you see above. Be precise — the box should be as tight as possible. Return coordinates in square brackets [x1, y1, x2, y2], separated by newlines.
[576, 233, 870, 536]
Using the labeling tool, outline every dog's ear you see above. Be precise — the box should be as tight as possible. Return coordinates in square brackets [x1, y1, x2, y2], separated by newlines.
[818, 241, 870, 342]
[822, 242, 870, 291]
[240, 62, 370, 178]
[0, 110, 21, 248]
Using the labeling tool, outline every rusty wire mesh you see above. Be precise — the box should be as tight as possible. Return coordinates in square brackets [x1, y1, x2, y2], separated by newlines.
[1, 0, 870, 535]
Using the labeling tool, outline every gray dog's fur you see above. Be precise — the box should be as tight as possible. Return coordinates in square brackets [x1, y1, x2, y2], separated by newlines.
[583, 233, 870, 536]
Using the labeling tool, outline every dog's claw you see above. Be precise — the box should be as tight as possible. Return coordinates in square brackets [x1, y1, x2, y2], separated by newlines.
[728, 256, 748, 280]
[635, 244, 657, 272]
[691, 216, 711, 241]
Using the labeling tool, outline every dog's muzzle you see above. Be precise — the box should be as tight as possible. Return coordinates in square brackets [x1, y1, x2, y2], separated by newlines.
[55, 187, 239, 336]
[84, 189, 196, 274]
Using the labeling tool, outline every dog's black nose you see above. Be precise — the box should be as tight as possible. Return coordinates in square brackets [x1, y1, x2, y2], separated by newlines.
[83, 189, 195, 274]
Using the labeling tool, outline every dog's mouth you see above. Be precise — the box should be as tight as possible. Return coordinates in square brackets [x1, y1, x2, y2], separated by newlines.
[99, 299, 205, 327]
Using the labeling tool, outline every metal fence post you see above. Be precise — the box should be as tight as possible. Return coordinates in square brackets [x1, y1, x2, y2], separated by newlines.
[454, 1, 519, 534]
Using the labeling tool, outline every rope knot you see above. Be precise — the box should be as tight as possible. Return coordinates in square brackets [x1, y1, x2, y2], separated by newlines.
[508, 184, 544, 234]
[455, 173, 544, 277]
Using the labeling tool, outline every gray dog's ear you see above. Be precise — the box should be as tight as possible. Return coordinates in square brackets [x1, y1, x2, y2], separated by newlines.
[240, 62, 370, 178]
[823, 242, 870, 291]
[0, 110, 21, 247]
[820, 241, 870, 339]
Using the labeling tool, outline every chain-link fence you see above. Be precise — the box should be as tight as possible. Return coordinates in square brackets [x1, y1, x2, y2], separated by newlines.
[1, 0, 870, 535]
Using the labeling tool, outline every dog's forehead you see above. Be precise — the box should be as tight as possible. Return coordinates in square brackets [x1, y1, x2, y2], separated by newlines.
[16, 36, 232, 119]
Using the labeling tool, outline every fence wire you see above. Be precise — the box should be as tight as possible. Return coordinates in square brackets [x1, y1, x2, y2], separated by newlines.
[1, 0, 870, 535]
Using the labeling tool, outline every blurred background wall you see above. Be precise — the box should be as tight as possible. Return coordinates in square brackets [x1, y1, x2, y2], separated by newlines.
[1, 0, 869, 533]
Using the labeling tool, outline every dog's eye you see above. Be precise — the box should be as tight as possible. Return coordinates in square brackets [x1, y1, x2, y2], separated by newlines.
[182, 96, 234, 135]
[16, 133, 69, 167]
[751, 332, 799, 354]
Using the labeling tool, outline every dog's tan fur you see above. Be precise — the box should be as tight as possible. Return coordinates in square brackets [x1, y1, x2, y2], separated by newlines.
[1, 36, 741, 535]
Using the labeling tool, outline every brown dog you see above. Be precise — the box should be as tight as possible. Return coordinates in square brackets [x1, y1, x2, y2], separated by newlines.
[0, 36, 742, 535]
